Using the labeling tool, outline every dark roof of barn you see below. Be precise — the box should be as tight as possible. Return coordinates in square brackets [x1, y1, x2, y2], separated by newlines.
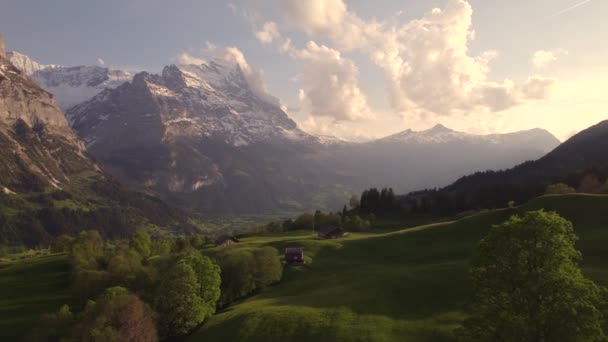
[215, 235, 239, 245]
[319, 226, 344, 235]
[285, 247, 304, 254]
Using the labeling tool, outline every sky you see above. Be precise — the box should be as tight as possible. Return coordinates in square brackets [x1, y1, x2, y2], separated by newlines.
[1, 0, 607, 141]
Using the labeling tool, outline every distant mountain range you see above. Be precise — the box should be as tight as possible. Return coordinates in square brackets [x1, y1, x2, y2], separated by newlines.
[4, 46, 561, 215]
[401, 119, 608, 214]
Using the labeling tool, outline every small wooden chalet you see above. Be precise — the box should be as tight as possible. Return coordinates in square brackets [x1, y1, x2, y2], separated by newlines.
[318, 226, 346, 240]
[284, 247, 304, 265]
[215, 235, 240, 247]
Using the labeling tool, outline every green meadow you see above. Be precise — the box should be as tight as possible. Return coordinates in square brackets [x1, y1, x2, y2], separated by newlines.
[1, 194, 607, 341]
[189, 194, 608, 342]
[0, 254, 73, 340]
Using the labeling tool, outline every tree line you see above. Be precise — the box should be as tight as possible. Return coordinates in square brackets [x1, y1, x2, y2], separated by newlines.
[33, 230, 283, 341]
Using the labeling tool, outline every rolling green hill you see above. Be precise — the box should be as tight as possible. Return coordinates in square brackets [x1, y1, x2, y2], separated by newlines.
[1, 194, 607, 341]
[189, 194, 608, 342]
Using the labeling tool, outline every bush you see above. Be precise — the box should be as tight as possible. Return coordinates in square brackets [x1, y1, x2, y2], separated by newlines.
[74, 287, 157, 342]
[50, 235, 74, 253]
[343, 215, 371, 232]
[216, 247, 282, 307]
[545, 182, 576, 195]
[461, 211, 607, 341]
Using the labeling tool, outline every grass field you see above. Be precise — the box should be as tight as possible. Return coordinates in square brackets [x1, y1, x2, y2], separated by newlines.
[0, 254, 73, 340]
[188, 194, 608, 342]
[0, 194, 607, 341]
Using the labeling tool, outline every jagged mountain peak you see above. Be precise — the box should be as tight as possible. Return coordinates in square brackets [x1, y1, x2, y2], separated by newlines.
[426, 123, 454, 133]
[7, 50, 58, 75]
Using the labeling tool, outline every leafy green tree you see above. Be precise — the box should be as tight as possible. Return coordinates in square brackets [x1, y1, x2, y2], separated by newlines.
[130, 230, 152, 259]
[70, 230, 104, 270]
[252, 247, 282, 289]
[218, 250, 256, 307]
[314, 210, 323, 230]
[155, 262, 206, 338]
[189, 234, 207, 249]
[36, 304, 74, 341]
[292, 213, 314, 231]
[152, 238, 172, 256]
[107, 250, 143, 287]
[74, 286, 157, 342]
[343, 215, 370, 232]
[545, 182, 576, 195]
[461, 210, 606, 341]
[172, 237, 191, 253]
[282, 219, 294, 231]
[181, 252, 221, 319]
[349, 195, 360, 209]
[50, 235, 74, 254]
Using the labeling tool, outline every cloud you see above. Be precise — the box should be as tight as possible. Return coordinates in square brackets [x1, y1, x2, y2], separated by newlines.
[276, 0, 555, 118]
[256, 22, 281, 44]
[176, 53, 206, 65]
[280, 0, 382, 51]
[287, 41, 374, 122]
[97, 57, 105, 65]
[176, 46, 280, 106]
[531, 49, 567, 68]
[298, 115, 378, 141]
[520, 76, 556, 99]
[532, 50, 556, 68]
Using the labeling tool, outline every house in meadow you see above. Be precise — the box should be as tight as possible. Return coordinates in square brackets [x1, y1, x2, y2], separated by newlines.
[284, 247, 304, 265]
[215, 235, 240, 247]
[318, 226, 346, 240]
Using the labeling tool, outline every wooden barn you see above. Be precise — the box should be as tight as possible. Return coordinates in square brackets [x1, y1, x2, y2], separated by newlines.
[215, 235, 240, 247]
[318, 226, 346, 240]
[284, 247, 304, 265]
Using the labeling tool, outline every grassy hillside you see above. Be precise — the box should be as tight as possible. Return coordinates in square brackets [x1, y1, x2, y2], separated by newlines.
[189, 194, 608, 342]
[0, 254, 73, 340]
[0, 194, 606, 341]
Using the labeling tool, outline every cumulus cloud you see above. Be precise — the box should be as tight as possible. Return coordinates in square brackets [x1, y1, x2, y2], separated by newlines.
[176, 46, 280, 106]
[275, 0, 555, 118]
[256, 22, 281, 44]
[287, 41, 374, 121]
[531, 49, 566, 68]
[176, 53, 206, 65]
[280, 0, 382, 51]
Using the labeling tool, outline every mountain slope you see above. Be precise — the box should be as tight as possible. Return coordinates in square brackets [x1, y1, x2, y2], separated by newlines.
[0, 37, 191, 246]
[66, 60, 352, 214]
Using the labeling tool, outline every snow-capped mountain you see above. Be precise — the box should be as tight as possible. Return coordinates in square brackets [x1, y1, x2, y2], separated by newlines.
[65, 59, 349, 213]
[375, 124, 559, 151]
[68, 60, 312, 148]
[7, 50, 132, 110]
[7, 51, 58, 75]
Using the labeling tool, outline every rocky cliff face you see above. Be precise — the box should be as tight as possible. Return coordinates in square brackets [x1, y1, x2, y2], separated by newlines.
[0, 42, 192, 246]
[0, 48, 96, 192]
